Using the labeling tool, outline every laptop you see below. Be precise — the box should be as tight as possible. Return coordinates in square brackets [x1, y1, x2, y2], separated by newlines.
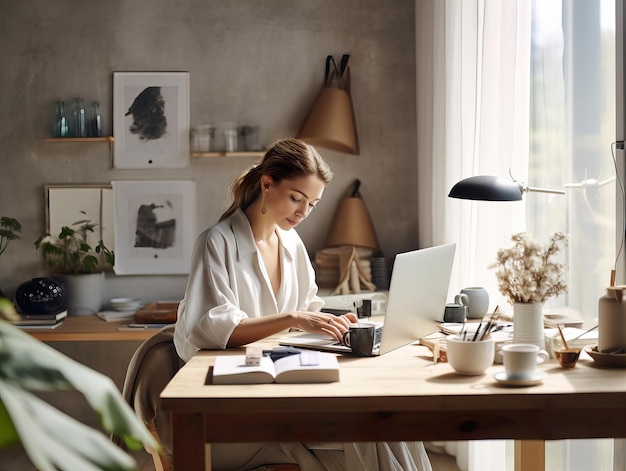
[279, 242, 456, 355]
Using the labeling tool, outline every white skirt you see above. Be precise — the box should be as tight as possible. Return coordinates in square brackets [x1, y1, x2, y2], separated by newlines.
[212, 441, 433, 471]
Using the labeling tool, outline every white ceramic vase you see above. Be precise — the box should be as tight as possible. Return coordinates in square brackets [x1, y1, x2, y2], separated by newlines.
[513, 302, 545, 350]
[54, 272, 104, 316]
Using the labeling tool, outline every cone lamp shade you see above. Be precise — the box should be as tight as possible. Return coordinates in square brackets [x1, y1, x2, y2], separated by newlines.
[325, 180, 380, 251]
[297, 87, 359, 155]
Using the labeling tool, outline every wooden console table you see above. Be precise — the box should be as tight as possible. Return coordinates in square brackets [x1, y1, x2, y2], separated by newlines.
[21, 315, 159, 342]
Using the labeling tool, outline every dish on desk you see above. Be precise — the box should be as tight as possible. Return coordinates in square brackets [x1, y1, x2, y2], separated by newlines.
[585, 345, 626, 367]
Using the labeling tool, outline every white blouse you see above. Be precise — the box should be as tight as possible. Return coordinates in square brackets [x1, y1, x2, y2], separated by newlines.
[174, 208, 324, 361]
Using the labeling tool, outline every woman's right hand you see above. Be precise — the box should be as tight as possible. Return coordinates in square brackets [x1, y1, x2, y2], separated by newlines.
[292, 311, 358, 344]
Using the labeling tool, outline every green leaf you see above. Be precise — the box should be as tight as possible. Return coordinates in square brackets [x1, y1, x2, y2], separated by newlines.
[0, 321, 160, 458]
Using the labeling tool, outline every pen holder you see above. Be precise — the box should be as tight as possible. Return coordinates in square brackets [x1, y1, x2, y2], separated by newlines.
[446, 335, 495, 375]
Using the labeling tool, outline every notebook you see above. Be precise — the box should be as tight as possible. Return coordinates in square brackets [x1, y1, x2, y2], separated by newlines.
[279, 242, 456, 356]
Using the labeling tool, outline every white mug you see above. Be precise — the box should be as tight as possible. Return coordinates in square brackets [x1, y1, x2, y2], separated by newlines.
[455, 287, 490, 319]
[501, 343, 549, 379]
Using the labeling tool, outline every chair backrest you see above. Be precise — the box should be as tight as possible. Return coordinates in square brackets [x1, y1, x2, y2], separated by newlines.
[116, 324, 182, 471]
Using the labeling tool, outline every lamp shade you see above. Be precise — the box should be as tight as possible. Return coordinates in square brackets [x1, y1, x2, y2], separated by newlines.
[448, 175, 524, 201]
[297, 87, 359, 154]
[325, 180, 380, 250]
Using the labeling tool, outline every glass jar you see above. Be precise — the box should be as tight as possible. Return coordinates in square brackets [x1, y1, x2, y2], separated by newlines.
[191, 125, 214, 152]
[214, 122, 239, 152]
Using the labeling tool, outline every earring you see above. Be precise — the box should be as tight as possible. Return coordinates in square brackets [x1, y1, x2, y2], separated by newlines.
[261, 188, 268, 214]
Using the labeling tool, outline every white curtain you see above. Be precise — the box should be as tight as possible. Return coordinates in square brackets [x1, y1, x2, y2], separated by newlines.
[417, 0, 530, 310]
[416, 1, 621, 470]
[416, 1, 530, 470]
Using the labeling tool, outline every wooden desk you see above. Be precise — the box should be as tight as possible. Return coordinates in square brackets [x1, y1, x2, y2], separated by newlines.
[160, 335, 626, 471]
[22, 315, 159, 342]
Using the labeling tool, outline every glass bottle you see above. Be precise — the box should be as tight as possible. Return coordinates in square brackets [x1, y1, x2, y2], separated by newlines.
[54, 101, 69, 137]
[72, 97, 86, 137]
[91, 101, 102, 137]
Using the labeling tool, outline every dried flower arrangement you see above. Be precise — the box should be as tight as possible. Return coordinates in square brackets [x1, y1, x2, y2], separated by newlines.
[490, 232, 568, 304]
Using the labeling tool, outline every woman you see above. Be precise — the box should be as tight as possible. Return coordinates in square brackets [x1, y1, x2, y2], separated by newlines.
[174, 138, 432, 470]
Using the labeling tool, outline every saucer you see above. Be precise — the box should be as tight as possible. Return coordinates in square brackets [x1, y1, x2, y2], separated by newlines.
[493, 371, 546, 387]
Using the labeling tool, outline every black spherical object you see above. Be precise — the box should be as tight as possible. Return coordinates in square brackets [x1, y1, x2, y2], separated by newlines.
[15, 278, 66, 315]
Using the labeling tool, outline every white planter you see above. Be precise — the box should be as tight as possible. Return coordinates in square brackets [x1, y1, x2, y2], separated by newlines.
[54, 272, 104, 316]
[513, 302, 545, 350]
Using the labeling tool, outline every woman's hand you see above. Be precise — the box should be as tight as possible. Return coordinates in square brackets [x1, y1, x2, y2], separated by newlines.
[292, 311, 358, 344]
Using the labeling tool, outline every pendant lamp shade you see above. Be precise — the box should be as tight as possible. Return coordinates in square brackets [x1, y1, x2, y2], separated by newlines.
[325, 180, 380, 251]
[297, 54, 359, 155]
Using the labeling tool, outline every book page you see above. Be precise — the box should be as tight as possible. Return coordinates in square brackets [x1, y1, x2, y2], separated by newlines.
[273, 352, 340, 384]
[212, 355, 276, 384]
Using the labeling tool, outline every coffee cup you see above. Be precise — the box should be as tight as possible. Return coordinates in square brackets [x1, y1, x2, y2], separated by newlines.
[446, 335, 495, 375]
[456, 287, 490, 319]
[443, 303, 468, 323]
[501, 343, 549, 379]
[342, 323, 377, 356]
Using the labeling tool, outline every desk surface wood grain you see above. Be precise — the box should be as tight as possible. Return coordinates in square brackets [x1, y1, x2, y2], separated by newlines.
[161, 334, 626, 443]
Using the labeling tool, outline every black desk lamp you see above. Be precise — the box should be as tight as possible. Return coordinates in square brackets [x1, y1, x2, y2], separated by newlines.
[448, 175, 565, 201]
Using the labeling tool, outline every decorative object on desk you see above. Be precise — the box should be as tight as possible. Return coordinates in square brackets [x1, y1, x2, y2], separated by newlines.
[0, 297, 159, 471]
[35, 215, 114, 316]
[212, 351, 340, 384]
[9, 309, 67, 327]
[110, 297, 143, 312]
[490, 232, 568, 350]
[597, 285, 626, 354]
[0, 216, 22, 299]
[297, 54, 359, 154]
[584, 345, 626, 368]
[317, 179, 380, 294]
[456, 287, 490, 319]
[133, 301, 179, 324]
[14, 277, 66, 315]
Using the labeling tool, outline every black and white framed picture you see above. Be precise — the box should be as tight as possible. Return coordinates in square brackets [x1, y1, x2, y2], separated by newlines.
[113, 71, 190, 168]
[112, 180, 196, 275]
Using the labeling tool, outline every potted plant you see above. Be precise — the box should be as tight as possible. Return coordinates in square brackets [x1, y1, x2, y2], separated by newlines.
[0, 216, 22, 299]
[0, 298, 159, 470]
[35, 215, 114, 316]
[490, 232, 568, 349]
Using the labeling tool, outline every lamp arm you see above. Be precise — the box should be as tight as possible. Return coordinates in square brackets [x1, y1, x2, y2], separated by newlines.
[523, 185, 566, 195]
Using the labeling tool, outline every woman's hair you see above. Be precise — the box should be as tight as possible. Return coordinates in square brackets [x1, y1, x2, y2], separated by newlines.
[220, 138, 333, 221]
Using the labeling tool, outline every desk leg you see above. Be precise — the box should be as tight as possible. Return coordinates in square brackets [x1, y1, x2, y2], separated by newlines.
[515, 440, 545, 471]
[172, 412, 208, 471]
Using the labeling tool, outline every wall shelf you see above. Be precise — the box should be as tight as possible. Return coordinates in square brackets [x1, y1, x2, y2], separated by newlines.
[44, 137, 115, 143]
[192, 151, 265, 158]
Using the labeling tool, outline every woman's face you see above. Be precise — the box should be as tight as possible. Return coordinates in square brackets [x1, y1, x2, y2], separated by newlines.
[263, 174, 325, 230]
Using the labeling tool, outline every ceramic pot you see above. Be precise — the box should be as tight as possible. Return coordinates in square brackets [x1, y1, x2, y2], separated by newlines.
[53, 272, 104, 316]
[598, 286, 626, 352]
[513, 302, 545, 350]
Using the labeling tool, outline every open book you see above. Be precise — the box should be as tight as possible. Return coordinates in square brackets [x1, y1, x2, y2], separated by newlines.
[212, 351, 339, 384]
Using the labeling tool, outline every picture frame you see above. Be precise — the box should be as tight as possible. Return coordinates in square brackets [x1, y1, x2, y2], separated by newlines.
[113, 71, 190, 168]
[112, 180, 196, 275]
[45, 183, 115, 251]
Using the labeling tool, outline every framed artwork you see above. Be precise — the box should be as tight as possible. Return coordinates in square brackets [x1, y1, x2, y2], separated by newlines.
[112, 180, 196, 275]
[45, 184, 114, 251]
[113, 71, 190, 168]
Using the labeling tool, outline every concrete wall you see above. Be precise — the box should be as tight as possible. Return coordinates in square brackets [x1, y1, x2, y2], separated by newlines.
[0, 0, 418, 302]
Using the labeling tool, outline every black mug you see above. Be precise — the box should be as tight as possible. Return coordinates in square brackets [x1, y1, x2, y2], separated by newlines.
[342, 324, 376, 356]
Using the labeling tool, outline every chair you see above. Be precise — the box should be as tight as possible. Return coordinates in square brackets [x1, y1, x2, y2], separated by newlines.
[116, 324, 300, 471]
[117, 324, 180, 471]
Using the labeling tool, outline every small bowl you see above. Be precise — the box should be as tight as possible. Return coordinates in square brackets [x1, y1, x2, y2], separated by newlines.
[555, 348, 581, 369]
